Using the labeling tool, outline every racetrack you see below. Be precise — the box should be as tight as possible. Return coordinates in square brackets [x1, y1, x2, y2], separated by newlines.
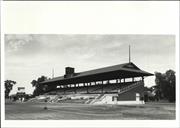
[5, 101, 175, 120]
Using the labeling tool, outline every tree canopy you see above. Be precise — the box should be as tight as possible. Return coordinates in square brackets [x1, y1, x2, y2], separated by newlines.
[5, 80, 16, 98]
[31, 76, 48, 96]
[155, 69, 176, 102]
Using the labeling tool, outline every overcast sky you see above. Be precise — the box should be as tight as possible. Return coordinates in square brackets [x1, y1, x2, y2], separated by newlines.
[5, 34, 175, 95]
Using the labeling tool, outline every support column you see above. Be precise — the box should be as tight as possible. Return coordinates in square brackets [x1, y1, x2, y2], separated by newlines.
[142, 76, 144, 82]
[101, 81, 103, 94]
[87, 83, 89, 93]
[74, 84, 76, 94]
[107, 80, 109, 84]
[119, 79, 121, 89]
[101, 86, 103, 94]
[132, 77, 134, 82]
[116, 79, 118, 83]
[64, 85, 66, 94]
[117, 79, 120, 92]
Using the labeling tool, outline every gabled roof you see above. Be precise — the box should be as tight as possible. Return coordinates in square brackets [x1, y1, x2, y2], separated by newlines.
[72, 62, 149, 77]
[42, 62, 153, 84]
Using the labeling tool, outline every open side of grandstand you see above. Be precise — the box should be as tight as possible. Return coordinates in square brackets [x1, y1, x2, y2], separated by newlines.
[46, 81, 135, 95]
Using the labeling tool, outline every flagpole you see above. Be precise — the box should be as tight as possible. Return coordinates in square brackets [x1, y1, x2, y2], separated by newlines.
[129, 45, 131, 63]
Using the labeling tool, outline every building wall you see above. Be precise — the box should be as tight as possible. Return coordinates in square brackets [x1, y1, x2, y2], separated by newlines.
[92, 93, 145, 105]
[117, 83, 144, 101]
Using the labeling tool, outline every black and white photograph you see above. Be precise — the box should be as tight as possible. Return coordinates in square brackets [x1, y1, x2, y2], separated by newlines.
[1, 1, 179, 128]
[4, 34, 176, 120]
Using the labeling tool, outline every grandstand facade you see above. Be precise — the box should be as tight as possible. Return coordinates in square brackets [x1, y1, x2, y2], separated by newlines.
[41, 62, 153, 104]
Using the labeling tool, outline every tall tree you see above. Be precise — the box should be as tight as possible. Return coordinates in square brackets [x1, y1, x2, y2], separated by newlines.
[31, 76, 48, 96]
[4, 80, 16, 98]
[165, 70, 176, 102]
[155, 69, 176, 102]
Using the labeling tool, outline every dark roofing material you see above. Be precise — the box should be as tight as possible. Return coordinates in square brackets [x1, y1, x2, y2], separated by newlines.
[42, 62, 153, 84]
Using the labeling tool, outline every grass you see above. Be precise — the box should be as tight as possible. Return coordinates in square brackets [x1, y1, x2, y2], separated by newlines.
[5, 101, 175, 120]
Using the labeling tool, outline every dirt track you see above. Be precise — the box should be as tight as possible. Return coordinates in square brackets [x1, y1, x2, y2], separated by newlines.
[5, 102, 175, 120]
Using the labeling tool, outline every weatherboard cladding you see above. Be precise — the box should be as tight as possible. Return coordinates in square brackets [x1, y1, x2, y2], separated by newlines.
[42, 62, 153, 84]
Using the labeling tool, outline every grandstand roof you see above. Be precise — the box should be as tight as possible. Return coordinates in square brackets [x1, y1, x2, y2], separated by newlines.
[41, 62, 153, 85]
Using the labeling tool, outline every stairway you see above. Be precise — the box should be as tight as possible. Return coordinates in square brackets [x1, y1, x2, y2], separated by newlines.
[88, 94, 105, 104]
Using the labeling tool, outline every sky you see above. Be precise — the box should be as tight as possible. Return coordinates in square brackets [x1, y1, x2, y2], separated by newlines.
[4, 34, 175, 95]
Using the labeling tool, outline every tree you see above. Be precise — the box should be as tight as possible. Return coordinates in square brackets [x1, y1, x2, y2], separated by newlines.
[4, 80, 16, 98]
[155, 69, 176, 102]
[31, 76, 48, 96]
[165, 70, 176, 102]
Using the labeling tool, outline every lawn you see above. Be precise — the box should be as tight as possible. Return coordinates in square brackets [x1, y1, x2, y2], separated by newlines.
[5, 101, 175, 120]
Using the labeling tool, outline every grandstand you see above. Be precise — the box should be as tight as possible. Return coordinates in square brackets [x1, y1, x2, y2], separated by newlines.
[40, 62, 153, 104]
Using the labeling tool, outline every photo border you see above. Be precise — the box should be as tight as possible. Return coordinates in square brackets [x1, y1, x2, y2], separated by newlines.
[1, 1, 180, 128]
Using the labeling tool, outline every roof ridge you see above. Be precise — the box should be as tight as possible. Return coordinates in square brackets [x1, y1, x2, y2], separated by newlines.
[77, 62, 130, 74]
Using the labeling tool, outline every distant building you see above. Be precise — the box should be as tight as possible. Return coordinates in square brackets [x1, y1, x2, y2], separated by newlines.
[17, 87, 25, 93]
[10, 87, 28, 102]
